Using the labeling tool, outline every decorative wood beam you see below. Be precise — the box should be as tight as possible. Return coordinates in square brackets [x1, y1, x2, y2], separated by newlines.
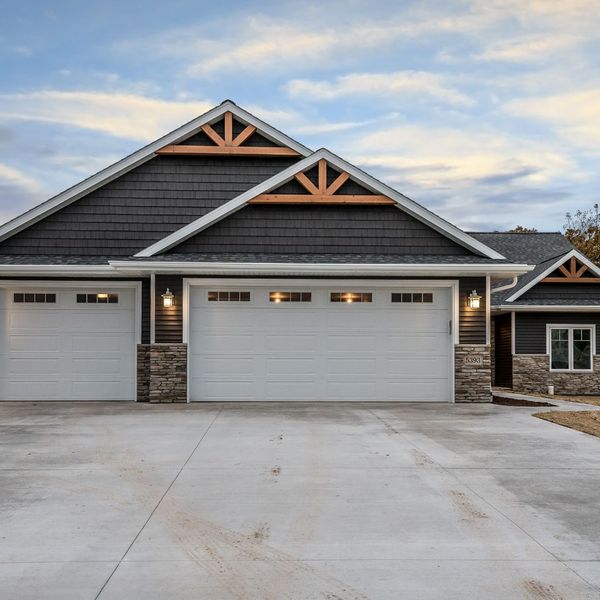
[200, 124, 225, 147]
[558, 264, 572, 278]
[156, 145, 301, 157]
[576, 264, 589, 277]
[318, 159, 327, 194]
[294, 172, 320, 195]
[248, 194, 395, 205]
[224, 111, 234, 144]
[570, 256, 577, 275]
[232, 125, 256, 147]
[326, 172, 350, 195]
[542, 277, 600, 283]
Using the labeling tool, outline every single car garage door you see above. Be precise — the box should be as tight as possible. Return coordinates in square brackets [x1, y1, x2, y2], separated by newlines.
[0, 287, 137, 401]
[188, 284, 453, 402]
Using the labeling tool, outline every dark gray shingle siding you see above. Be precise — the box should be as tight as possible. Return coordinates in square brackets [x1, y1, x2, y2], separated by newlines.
[0, 155, 299, 256]
[168, 205, 475, 256]
[520, 283, 600, 303]
[459, 277, 487, 344]
[515, 312, 600, 354]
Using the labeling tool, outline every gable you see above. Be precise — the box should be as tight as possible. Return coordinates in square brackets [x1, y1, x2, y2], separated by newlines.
[0, 154, 299, 257]
[0, 101, 311, 251]
[140, 149, 505, 259]
[165, 204, 475, 256]
[506, 250, 600, 304]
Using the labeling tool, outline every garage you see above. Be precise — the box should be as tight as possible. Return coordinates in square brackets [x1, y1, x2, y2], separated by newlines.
[0, 285, 138, 401]
[187, 282, 454, 402]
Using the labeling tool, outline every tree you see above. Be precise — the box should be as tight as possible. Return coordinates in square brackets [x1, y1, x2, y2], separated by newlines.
[509, 225, 538, 233]
[564, 204, 600, 264]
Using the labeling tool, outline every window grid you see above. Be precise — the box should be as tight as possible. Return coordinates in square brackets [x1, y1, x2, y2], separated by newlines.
[13, 293, 56, 304]
[330, 292, 372, 303]
[391, 292, 433, 304]
[76, 293, 119, 304]
[270, 291, 312, 303]
[208, 291, 251, 302]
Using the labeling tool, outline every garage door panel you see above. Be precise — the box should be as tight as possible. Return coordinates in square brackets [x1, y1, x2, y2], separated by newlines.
[8, 357, 60, 374]
[9, 311, 60, 331]
[9, 335, 59, 352]
[264, 334, 318, 352]
[71, 335, 126, 352]
[71, 380, 128, 400]
[189, 285, 452, 402]
[265, 381, 318, 400]
[3, 380, 60, 400]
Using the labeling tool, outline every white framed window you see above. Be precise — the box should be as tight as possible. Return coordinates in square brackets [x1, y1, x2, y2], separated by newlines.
[547, 325, 595, 372]
[77, 293, 119, 304]
[391, 292, 433, 304]
[207, 291, 250, 302]
[13, 292, 56, 304]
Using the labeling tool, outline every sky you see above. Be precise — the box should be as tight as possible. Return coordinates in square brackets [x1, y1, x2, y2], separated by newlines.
[0, 0, 598, 232]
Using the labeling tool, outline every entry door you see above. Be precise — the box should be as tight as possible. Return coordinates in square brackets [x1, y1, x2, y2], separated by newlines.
[188, 285, 452, 402]
[0, 287, 137, 401]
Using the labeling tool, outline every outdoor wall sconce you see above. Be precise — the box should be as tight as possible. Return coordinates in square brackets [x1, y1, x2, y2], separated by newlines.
[162, 288, 174, 308]
[468, 289, 481, 309]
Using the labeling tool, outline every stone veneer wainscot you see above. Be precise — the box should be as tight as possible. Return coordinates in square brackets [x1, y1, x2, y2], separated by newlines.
[455, 345, 492, 402]
[137, 344, 187, 403]
[513, 354, 600, 395]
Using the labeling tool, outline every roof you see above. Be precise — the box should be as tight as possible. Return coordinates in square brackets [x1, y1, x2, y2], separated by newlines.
[470, 233, 600, 307]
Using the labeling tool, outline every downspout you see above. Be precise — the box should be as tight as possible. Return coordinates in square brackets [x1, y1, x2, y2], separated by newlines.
[491, 276, 519, 294]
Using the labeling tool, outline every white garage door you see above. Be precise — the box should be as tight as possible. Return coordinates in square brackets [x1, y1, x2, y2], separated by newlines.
[0, 287, 137, 401]
[188, 284, 453, 402]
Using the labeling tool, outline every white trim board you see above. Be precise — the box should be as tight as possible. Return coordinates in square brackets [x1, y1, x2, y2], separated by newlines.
[505, 249, 600, 303]
[0, 101, 311, 245]
[497, 304, 600, 312]
[135, 148, 507, 260]
[111, 260, 532, 277]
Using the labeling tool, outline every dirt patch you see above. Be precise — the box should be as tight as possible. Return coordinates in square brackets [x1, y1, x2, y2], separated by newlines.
[533, 410, 600, 438]
[411, 448, 434, 466]
[522, 579, 564, 600]
[252, 523, 271, 544]
[493, 396, 555, 407]
[271, 466, 281, 477]
[448, 490, 488, 520]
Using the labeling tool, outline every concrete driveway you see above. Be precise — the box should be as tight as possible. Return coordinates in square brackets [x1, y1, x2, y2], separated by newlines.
[1, 401, 600, 599]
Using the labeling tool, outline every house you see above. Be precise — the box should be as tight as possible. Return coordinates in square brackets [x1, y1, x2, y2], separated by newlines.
[0, 100, 595, 403]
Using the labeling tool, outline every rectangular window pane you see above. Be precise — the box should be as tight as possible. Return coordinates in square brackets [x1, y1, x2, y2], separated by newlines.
[24, 293, 35, 303]
[573, 329, 592, 370]
[423, 293, 433, 303]
[331, 292, 371, 303]
[13, 293, 23, 303]
[46, 293, 56, 303]
[108, 294, 118, 304]
[207, 291, 218, 301]
[550, 328, 569, 369]
[77, 294, 86, 303]
[413, 293, 423, 303]
[270, 291, 311, 303]
[87, 293, 97, 303]
[240, 292, 250, 301]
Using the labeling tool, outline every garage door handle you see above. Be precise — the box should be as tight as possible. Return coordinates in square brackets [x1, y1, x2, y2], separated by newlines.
[448, 320, 452, 335]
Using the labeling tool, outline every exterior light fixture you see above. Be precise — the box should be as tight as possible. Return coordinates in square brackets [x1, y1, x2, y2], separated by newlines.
[468, 289, 481, 309]
[162, 288, 174, 308]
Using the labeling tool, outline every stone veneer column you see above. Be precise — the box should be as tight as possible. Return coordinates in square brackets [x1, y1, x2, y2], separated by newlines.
[137, 343, 187, 403]
[513, 354, 600, 395]
[454, 345, 492, 402]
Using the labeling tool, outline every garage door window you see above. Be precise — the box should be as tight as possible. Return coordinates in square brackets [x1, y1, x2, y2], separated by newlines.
[330, 292, 372, 303]
[208, 291, 251, 302]
[77, 293, 119, 304]
[13, 293, 56, 303]
[391, 292, 433, 303]
[270, 291, 311, 303]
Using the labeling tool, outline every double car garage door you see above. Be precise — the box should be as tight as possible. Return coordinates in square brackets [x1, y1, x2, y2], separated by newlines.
[188, 285, 453, 402]
[0, 283, 453, 402]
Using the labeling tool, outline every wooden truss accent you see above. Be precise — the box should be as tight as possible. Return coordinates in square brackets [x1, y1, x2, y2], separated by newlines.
[248, 159, 394, 205]
[542, 256, 600, 283]
[156, 111, 301, 157]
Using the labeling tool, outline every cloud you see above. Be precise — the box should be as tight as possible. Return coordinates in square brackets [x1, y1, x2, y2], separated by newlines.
[285, 71, 474, 107]
[0, 91, 213, 141]
[475, 34, 580, 62]
[505, 89, 600, 151]
[0, 163, 45, 223]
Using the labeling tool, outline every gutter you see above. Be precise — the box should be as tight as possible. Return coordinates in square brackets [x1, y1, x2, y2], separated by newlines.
[108, 261, 534, 277]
